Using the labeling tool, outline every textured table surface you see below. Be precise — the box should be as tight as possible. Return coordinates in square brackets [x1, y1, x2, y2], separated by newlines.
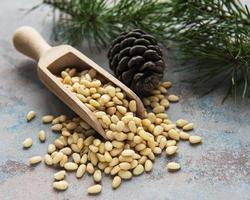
[0, 1, 249, 200]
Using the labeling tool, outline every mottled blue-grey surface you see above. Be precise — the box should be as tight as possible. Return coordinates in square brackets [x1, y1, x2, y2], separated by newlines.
[0, 1, 249, 200]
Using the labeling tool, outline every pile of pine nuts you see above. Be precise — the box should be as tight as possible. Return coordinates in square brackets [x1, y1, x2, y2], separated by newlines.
[23, 68, 202, 195]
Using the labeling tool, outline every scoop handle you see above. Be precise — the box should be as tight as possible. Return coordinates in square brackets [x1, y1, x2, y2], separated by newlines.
[13, 26, 51, 61]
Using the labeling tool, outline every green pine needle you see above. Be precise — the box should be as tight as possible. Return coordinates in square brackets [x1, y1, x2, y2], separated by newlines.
[165, 0, 250, 98]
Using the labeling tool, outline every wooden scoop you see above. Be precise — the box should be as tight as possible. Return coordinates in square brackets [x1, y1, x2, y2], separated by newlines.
[13, 26, 145, 139]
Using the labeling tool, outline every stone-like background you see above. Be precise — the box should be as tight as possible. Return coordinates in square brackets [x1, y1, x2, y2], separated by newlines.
[0, 1, 249, 200]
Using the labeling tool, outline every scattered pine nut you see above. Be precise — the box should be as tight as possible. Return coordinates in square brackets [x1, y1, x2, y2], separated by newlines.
[51, 124, 63, 132]
[54, 170, 66, 180]
[166, 146, 178, 156]
[144, 160, 153, 172]
[42, 115, 54, 123]
[93, 170, 102, 182]
[26, 111, 36, 121]
[168, 95, 179, 102]
[166, 140, 177, 147]
[29, 156, 42, 165]
[176, 119, 188, 128]
[183, 123, 194, 131]
[161, 81, 172, 88]
[189, 135, 202, 144]
[38, 130, 46, 142]
[47, 144, 56, 154]
[76, 164, 86, 178]
[53, 180, 68, 191]
[118, 170, 132, 179]
[179, 131, 190, 140]
[112, 176, 121, 189]
[23, 138, 33, 148]
[167, 162, 181, 171]
[132, 164, 144, 176]
[64, 162, 78, 171]
[44, 154, 53, 165]
[168, 129, 180, 141]
[87, 184, 102, 195]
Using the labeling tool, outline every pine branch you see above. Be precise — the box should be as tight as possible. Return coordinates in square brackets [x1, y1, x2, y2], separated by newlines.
[42, 0, 169, 50]
[38, 0, 250, 100]
[165, 0, 250, 98]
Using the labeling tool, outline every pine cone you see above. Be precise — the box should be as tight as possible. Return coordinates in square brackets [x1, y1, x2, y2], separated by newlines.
[107, 29, 165, 96]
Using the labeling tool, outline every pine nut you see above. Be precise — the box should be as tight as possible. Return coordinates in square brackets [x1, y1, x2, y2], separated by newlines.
[38, 130, 46, 142]
[121, 149, 135, 157]
[80, 154, 88, 164]
[51, 124, 63, 132]
[60, 147, 72, 155]
[29, 156, 42, 165]
[23, 138, 33, 148]
[167, 162, 181, 171]
[117, 106, 127, 115]
[153, 147, 162, 154]
[142, 119, 151, 127]
[54, 170, 66, 180]
[60, 155, 68, 167]
[53, 180, 68, 191]
[176, 119, 188, 128]
[87, 184, 102, 194]
[133, 164, 144, 176]
[166, 140, 176, 147]
[159, 137, 167, 149]
[93, 170, 102, 182]
[89, 99, 100, 107]
[156, 113, 168, 119]
[183, 123, 194, 131]
[119, 162, 131, 170]
[118, 170, 132, 179]
[42, 115, 54, 123]
[189, 135, 202, 144]
[109, 157, 119, 167]
[116, 121, 125, 131]
[166, 146, 178, 155]
[104, 141, 113, 151]
[66, 122, 77, 130]
[112, 176, 121, 189]
[153, 125, 163, 136]
[53, 152, 64, 164]
[102, 115, 111, 125]
[180, 131, 190, 140]
[160, 99, 169, 108]
[105, 85, 116, 97]
[162, 124, 176, 131]
[54, 139, 64, 149]
[161, 81, 172, 88]
[44, 154, 53, 165]
[76, 164, 86, 178]
[72, 153, 81, 163]
[129, 100, 137, 112]
[152, 106, 165, 114]
[26, 111, 36, 121]
[86, 163, 95, 174]
[144, 160, 153, 172]
[64, 162, 78, 171]
[110, 165, 120, 175]
[168, 129, 180, 140]
[168, 95, 179, 102]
